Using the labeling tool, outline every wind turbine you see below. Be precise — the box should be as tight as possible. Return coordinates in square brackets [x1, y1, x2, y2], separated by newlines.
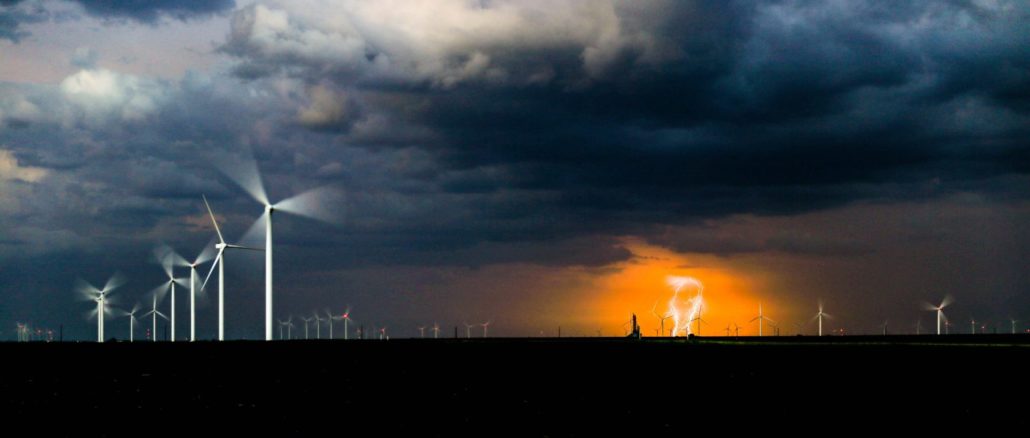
[481, 321, 491, 338]
[216, 155, 345, 341]
[284, 316, 294, 340]
[200, 195, 262, 341]
[880, 320, 889, 336]
[76, 273, 125, 343]
[154, 246, 190, 342]
[417, 326, 426, 338]
[923, 296, 952, 335]
[1011, 318, 1019, 335]
[651, 301, 671, 336]
[184, 244, 214, 342]
[301, 316, 313, 340]
[121, 303, 141, 342]
[278, 319, 286, 340]
[142, 290, 169, 341]
[463, 322, 474, 339]
[340, 308, 352, 340]
[325, 310, 340, 339]
[970, 318, 976, 334]
[812, 301, 832, 336]
[313, 313, 325, 339]
[432, 322, 440, 339]
[750, 302, 775, 337]
[689, 314, 709, 336]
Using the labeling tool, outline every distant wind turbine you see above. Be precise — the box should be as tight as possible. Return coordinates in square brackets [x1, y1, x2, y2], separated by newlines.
[76, 273, 125, 343]
[185, 244, 214, 342]
[651, 301, 671, 337]
[301, 316, 313, 340]
[922, 295, 952, 335]
[812, 301, 832, 336]
[463, 322, 474, 339]
[154, 246, 189, 342]
[142, 291, 168, 341]
[418, 326, 426, 338]
[340, 308, 352, 340]
[481, 321, 491, 338]
[750, 302, 775, 337]
[432, 322, 440, 339]
[121, 303, 141, 342]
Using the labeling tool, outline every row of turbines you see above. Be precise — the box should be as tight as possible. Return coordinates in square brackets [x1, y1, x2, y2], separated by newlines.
[646, 295, 1024, 337]
[74, 159, 350, 343]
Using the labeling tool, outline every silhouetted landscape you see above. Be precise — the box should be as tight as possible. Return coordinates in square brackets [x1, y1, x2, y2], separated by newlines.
[5, 337, 1029, 432]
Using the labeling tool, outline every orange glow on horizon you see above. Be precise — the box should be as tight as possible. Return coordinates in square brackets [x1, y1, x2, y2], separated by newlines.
[591, 239, 778, 336]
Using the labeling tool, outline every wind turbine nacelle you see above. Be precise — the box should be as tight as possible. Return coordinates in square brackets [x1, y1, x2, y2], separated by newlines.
[216, 243, 227, 249]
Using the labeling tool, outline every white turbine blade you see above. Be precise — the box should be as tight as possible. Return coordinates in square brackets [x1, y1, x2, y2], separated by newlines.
[193, 238, 217, 266]
[102, 272, 127, 293]
[202, 195, 226, 244]
[173, 277, 191, 288]
[85, 308, 99, 320]
[74, 279, 100, 300]
[921, 301, 938, 311]
[154, 245, 188, 276]
[823, 313, 834, 320]
[940, 295, 954, 309]
[155, 310, 169, 320]
[216, 151, 269, 206]
[201, 249, 223, 291]
[131, 302, 142, 315]
[237, 211, 268, 249]
[148, 283, 170, 304]
[273, 185, 347, 225]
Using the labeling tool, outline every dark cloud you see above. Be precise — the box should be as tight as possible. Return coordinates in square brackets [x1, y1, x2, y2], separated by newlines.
[72, 0, 235, 23]
[3, 1, 1030, 338]
[0, 0, 45, 42]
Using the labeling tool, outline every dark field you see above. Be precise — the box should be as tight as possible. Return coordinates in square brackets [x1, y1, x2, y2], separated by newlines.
[5, 336, 1030, 433]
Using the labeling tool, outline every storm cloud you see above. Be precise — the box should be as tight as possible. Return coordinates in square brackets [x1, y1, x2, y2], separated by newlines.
[2, 0, 1029, 338]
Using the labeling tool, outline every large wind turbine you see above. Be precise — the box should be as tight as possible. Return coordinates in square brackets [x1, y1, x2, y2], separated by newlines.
[750, 302, 775, 337]
[216, 156, 344, 341]
[200, 195, 262, 341]
[812, 301, 832, 336]
[76, 273, 125, 343]
[923, 296, 952, 335]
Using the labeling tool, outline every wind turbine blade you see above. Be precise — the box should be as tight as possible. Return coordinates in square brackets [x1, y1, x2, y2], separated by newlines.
[193, 238, 217, 266]
[216, 151, 269, 206]
[921, 301, 938, 311]
[201, 249, 223, 291]
[237, 211, 268, 249]
[273, 185, 347, 225]
[154, 245, 188, 277]
[103, 272, 127, 293]
[85, 308, 99, 320]
[74, 278, 100, 300]
[155, 311, 169, 320]
[202, 195, 226, 244]
[147, 283, 170, 304]
[940, 295, 953, 309]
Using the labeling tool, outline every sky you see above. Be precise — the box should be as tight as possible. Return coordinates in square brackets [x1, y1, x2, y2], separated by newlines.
[1, 0, 1029, 340]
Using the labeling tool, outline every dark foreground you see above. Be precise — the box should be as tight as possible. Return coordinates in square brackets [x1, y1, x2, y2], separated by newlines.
[4, 336, 1030, 433]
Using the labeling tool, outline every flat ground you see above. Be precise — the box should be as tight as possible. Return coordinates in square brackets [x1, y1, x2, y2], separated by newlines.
[4, 336, 1029, 433]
